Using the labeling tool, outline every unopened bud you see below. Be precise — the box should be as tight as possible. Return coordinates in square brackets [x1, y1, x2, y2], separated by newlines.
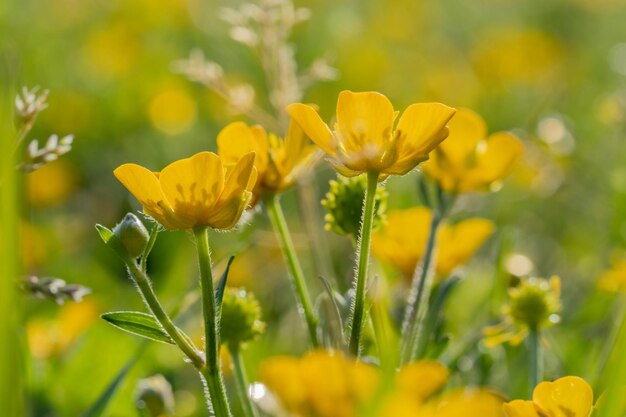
[113, 213, 149, 258]
[135, 374, 174, 417]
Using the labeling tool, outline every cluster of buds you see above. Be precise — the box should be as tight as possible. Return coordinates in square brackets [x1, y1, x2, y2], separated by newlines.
[322, 175, 388, 239]
[20, 134, 74, 172]
[219, 0, 311, 48]
[13, 86, 75, 172]
[173, 0, 336, 128]
[22, 275, 91, 304]
[15, 86, 49, 131]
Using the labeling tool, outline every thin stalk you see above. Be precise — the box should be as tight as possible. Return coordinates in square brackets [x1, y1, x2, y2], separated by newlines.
[528, 327, 542, 394]
[348, 170, 379, 356]
[265, 194, 319, 347]
[193, 227, 232, 417]
[400, 213, 442, 364]
[126, 259, 204, 369]
[230, 346, 260, 417]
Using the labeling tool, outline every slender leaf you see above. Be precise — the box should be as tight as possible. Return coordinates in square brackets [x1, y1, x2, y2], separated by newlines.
[82, 345, 145, 417]
[215, 255, 235, 309]
[101, 311, 174, 344]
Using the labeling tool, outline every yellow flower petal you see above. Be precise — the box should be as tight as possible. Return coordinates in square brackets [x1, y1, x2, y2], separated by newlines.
[208, 152, 257, 229]
[437, 219, 494, 276]
[532, 376, 594, 417]
[396, 361, 450, 401]
[159, 152, 224, 227]
[113, 163, 178, 228]
[503, 400, 542, 417]
[372, 207, 431, 278]
[470, 132, 523, 189]
[217, 121, 269, 177]
[286, 103, 336, 156]
[421, 108, 487, 191]
[440, 108, 488, 163]
[394, 102, 456, 161]
[220, 152, 257, 200]
[281, 117, 315, 175]
[335, 90, 395, 153]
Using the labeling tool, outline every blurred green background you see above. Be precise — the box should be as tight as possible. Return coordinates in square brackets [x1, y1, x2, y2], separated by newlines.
[3, 0, 626, 415]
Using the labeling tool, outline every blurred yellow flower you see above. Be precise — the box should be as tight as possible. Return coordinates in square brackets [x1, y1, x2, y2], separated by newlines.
[27, 160, 77, 208]
[148, 88, 198, 135]
[287, 90, 455, 179]
[419, 388, 505, 417]
[472, 28, 565, 87]
[259, 350, 463, 417]
[114, 151, 257, 230]
[372, 207, 494, 279]
[259, 350, 379, 417]
[395, 360, 449, 401]
[598, 258, 626, 293]
[217, 120, 317, 204]
[422, 108, 523, 193]
[504, 376, 593, 417]
[27, 300, 99, 360]
[82, 23, 139, 79]
[20, 222, 47, 268]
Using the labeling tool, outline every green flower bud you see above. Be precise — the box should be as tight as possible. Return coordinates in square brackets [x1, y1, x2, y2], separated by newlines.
[322, 175, 387, 238]
[113, 213, 150, 258]
[220, 287, 265, 349]
[507, 276, 561, 329]
[134, 374, 175, 417]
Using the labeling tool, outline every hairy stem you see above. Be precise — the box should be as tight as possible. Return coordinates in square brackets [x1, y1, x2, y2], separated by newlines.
[194, 227, 232, 417]
[126, 260, 204, 369]
[348, 170, 379, 357]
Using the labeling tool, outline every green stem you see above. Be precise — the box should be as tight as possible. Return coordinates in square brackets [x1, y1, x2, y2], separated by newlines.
[348, 170, 379, 357]
[230, 346, 260, 417]
[125, 260, 204, 368]
[400, 213, 442, 364]
[265, 195, 319, 347]
[528, 327, 542, 394]
[193, 227, 232, 417]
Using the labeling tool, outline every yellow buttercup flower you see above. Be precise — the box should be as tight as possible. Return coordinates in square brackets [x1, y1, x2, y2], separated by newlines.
[372, 207, 494, 279]
[422, 108, 523, 193]
[27, 300, 99, 360]
[418, 389, 505, 417]
[287, 90, 456, 179]
[379, 364, 503, 417]
[216, 120, 317, 203]
[598, 258, 626, 293]
[504, 376, 594, 417]
[259, 351, 503, 417]
[259, 350, 379, 417]
[114, 151, 257, 230]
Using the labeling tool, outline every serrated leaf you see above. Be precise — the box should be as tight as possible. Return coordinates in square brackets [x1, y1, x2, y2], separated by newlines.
[101, 311, 174, 344]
